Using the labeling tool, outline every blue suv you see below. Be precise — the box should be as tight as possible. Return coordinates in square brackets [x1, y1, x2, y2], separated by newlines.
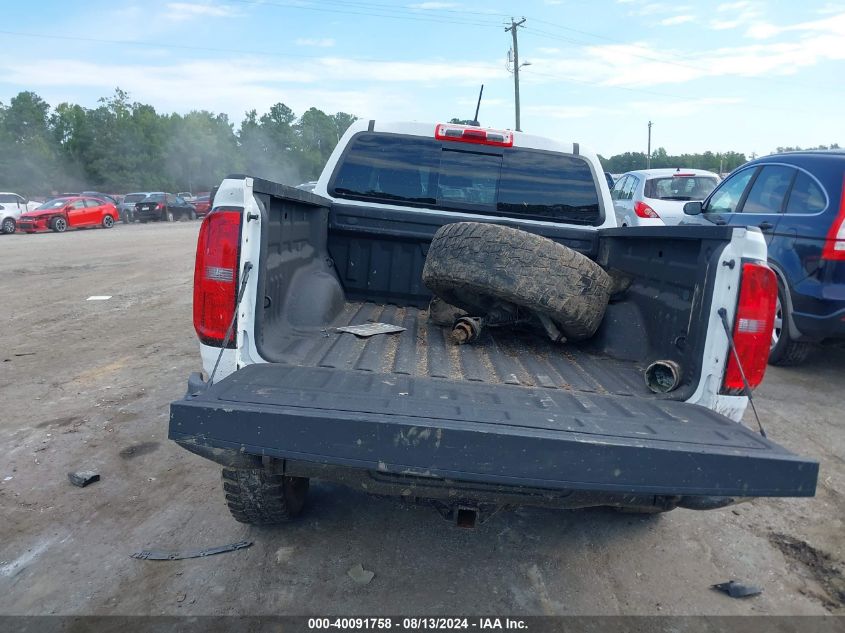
[684, 150, 845, 365]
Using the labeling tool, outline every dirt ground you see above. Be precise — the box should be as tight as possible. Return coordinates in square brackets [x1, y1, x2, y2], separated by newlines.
[1, 221, 843, 616]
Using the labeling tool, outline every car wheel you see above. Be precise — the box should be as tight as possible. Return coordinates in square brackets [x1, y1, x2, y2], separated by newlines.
[190, 210, 197, 220]
[102, 214, 115, 228]
[769, 280, 812, 366]
[51, 217, 68, 233]
[1, 218, 15, 234]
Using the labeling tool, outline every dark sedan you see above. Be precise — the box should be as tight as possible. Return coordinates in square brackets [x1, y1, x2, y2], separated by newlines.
[135, 193, 196, 222]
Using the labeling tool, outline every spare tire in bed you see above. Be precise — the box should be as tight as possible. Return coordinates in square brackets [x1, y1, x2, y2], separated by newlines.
[422, 222, 612, 341]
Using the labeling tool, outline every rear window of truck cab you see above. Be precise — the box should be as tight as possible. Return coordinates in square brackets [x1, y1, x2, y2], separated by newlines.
[329, 132, 603, 225]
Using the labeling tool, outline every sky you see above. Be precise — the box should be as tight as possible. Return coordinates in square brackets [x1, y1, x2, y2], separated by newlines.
[1, 0, 843, 157]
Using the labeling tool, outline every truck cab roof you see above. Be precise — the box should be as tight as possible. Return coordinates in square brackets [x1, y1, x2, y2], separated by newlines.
[313, 120, 617, 230]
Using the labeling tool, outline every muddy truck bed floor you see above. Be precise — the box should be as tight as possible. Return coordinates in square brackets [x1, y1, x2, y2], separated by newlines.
[262, 302, 651, 398]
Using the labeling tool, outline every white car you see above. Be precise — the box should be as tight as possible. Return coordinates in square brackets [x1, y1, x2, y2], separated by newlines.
[0, 192, 39, 234]
[611, 168, 719, 227]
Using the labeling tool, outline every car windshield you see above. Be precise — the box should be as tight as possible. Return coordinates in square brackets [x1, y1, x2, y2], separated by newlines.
[142, 194, 165, 202]
[35, 198, 71, 211]
[124, 194, 147, 203]
[644, 176, 718, 201]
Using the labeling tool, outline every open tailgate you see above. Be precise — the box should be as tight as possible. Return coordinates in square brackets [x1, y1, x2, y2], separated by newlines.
[169, 364, 817, 498]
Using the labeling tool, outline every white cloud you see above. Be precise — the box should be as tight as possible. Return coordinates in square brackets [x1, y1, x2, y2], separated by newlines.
[708, 0, 762, 30]
[164, 2, 240, 21]
[295, 38, 336, 48]
[523, 104, 604, 119]
[523, 8, 845, 90]
[716, 0, 753, 10]
[537, 47, 563, 54]
[629, 97, 744, 118]
[660, 14, 695, 26]
[407, 2, 459, 9]
[818, 2, 845, 14]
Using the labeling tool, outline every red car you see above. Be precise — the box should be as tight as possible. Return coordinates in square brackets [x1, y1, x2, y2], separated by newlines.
[192, 194, 211, 217]
[17, 196, 119, 233]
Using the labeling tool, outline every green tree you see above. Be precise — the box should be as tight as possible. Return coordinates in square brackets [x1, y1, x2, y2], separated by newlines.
[0, 91, 59, 194]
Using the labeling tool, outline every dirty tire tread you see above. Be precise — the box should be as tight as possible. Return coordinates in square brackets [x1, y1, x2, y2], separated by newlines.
[221, 467, 308, 525]
[422, 222, 612, 340]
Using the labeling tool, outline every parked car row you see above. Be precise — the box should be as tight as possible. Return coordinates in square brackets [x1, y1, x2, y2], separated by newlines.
[0, 190, 212, 235]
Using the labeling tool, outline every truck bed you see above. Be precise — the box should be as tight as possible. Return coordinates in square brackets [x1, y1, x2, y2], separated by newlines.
[270, 301, 650, 397]
[170, 177, 819, 509]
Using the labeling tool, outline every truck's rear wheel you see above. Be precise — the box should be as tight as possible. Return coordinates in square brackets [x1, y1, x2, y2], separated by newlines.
[422, 222, 612, 340]
[221, 467, 309, 525]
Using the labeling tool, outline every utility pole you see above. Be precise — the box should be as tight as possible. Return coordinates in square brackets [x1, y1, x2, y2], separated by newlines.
[646, 120, 653, 169]
[506, 17, 527, 132]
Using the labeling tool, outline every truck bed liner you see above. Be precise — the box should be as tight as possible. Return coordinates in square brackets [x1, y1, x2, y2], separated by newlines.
[268, 302, 650, 397]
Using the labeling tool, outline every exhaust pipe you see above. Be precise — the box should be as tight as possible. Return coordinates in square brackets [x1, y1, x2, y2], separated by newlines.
[644, 360, 682, 393]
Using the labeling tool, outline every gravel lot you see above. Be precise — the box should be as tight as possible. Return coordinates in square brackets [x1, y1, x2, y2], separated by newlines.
[1, 221, 843, 616]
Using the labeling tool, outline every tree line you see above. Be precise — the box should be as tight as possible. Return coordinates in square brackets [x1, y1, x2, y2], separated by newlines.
[599, 144, 840, 175]
[2, 88, 839, 195]
[0, 89, 357, 196]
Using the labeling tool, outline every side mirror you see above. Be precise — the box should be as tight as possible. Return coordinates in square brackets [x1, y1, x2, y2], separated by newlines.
[683, 201, 703, 216]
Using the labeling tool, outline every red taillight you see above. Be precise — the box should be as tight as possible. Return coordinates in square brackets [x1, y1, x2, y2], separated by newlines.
[821, 176, 845, 261]
[193, 209, 242, 348]
[156, 202, 164, 210]
[634, 200, 659, 219]
[434, 123, 514, 147]
[722, 262, 777, 393]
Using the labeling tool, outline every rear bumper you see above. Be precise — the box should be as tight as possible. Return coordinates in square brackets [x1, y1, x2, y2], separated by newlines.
[135, 209, 162, 221]
[793, 306, 845, 341]
[169, 365, 818, 501]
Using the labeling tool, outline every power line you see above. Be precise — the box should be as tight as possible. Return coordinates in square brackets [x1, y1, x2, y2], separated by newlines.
[226, 0, 503, 28]
[0, 30, 504, 72]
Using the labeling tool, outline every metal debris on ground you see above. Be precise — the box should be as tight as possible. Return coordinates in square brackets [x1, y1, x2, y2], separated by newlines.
[335, 323, 406, 338]
[711, 580, 763, 598]
[130, 540, 253, 561]
[86, 296, 112, 301]
[347, 563, 375, 585]
[67, 471, 100, 488]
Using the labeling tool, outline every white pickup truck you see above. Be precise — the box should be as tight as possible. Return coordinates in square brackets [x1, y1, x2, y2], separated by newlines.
[169, 120, 817, 527]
